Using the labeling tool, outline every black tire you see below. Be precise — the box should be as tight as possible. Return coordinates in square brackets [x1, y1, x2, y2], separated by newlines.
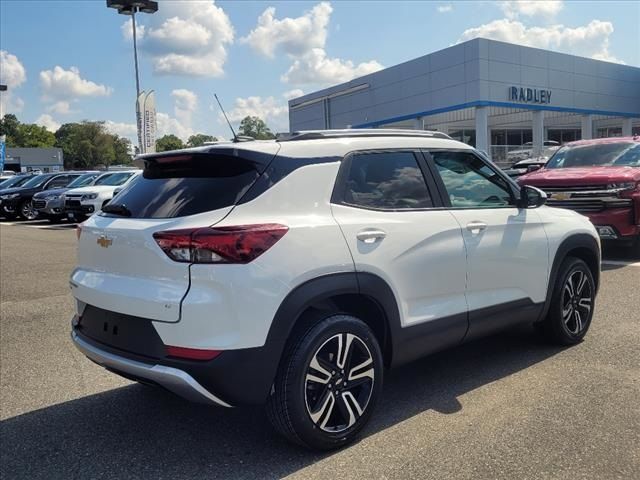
[266, 314, 383, 450]
[542, 257, 595, 345]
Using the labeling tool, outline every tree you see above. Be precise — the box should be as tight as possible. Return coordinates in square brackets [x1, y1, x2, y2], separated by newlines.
[1, 114, 55, 148]
[55, 121, 132, 169]
[156, 134, 185, 152]
[187, 133, 217, 148]
[0, 114, 20, 145]
[238, 116, 275, 140]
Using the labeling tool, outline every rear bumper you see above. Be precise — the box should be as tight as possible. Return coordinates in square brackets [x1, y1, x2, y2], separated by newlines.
[71, 329, 232, 407]
[71, 306, 282, 406]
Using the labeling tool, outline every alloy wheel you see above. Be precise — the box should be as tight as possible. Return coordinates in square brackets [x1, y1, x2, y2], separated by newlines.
[304, 333, 375, 433]
[21, 201, 38, 220]
[562, 269, 592, 335]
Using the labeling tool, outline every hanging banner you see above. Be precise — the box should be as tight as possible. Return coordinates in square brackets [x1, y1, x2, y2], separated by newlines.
[135, 91, 145, 153]
[142, 90, 157, 154]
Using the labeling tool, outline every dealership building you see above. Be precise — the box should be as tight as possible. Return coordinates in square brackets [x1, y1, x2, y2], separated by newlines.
[288, 38, 640, 164]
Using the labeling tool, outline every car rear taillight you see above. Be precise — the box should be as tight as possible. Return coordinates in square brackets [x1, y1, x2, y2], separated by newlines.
[165, 345, 222, 361]
[153, 224, 288, 264]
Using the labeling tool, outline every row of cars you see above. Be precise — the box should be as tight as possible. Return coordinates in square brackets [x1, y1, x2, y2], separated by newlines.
[0, 169, 139, 222]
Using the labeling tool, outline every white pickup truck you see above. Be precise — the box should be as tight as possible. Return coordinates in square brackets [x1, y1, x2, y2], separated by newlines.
[63, 170, 140, 222]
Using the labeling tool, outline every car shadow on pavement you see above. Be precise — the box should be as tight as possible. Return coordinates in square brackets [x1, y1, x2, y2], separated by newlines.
[0, 327, 565, 480]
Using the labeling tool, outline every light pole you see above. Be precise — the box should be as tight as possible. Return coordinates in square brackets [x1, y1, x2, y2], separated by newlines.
[106, 1, 157, 150]
[0, 84, 7, 173]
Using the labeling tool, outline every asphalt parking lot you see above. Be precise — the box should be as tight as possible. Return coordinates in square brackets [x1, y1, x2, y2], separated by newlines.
[1, 220, 639, 480]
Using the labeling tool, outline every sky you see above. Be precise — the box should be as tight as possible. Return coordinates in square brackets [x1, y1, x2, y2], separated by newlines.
[1, 0, 639, 142]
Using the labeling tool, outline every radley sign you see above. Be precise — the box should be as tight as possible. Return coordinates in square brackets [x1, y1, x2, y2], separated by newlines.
[509, 86, 552, 104]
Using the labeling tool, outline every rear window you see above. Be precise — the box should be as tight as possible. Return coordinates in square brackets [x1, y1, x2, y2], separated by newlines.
[104, 153, 262, 218]
[342, 151, 433, 210]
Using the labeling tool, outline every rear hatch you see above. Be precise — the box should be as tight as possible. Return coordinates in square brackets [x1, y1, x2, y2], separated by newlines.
[71, 144, 280, 322]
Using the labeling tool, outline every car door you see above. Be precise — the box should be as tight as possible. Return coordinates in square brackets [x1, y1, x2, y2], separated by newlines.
[331, 150, 469, 362]
[425, 149, 549, 340]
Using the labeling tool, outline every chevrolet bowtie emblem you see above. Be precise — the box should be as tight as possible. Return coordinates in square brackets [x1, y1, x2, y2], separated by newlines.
[97, 235, 113, 248]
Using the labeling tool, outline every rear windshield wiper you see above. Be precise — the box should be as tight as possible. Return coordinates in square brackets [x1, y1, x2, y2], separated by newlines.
[102, 203, 132, 217]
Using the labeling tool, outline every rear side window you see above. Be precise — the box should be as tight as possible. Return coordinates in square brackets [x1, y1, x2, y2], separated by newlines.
[342, 151, 433, 210]
[106, 153, 261, 218]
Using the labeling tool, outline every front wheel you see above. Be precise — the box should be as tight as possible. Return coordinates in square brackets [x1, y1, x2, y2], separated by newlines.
[19, 200, 38, 221]
[542, 257, 596, 345]
[267, 315, 383, 450]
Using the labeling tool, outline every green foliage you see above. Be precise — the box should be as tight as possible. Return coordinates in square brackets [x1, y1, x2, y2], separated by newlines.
[187, 133, 218, 148]
[1, 115, 132, 169]
[1, 114, 55, 148]
[0, 114, 20, 144]
[54, 121, 132, 169]
[238, 116, 275, 140]
[156, 134, 185, 152]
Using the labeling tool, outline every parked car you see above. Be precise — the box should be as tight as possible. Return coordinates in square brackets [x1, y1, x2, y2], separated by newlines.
[519, 136, 640, 247]
[503, 155, 550, 177]
[506, 140, 560, 163]
[62, 170, 140, 222]
[0, 172, 85, 220]
[32, 171, 101, 222]
[70, 130, 600, 450]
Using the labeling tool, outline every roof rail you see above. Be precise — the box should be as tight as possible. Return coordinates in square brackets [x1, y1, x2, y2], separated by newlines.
[277, 129, 452, 142]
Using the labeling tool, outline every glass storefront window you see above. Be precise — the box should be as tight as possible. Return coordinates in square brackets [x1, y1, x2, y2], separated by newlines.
[449, 129, 476, 147]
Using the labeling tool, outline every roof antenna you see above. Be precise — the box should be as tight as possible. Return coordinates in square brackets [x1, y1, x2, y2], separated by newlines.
[214, 93, 238, 142]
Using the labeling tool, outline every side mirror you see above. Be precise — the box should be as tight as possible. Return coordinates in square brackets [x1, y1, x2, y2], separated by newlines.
[519, 185, 547, 209]
[527, 165, 542, 173]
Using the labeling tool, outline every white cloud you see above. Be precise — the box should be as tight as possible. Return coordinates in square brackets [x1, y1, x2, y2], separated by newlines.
[243, 2, 383, 87]
[46, 101, 73, 115]
[39, 66, 112, 100]
[437, 4, 453, 13]
[282, 48, 383, 85]
[157, 112, 193, 140]
[35, 114, 60, 132]
[171, 89, 198, 131]
[104, 120, 138, 138]
[222, 96, 289, 132]
[459, 19, 624, 63]
[125, 1, 234, 77]
[0, 50, 26, 88]
[241, 2, 331, 58]
[0, 50, 27, 114]
[283, 89, 304, 100]
[499, 1, 563, 19]
[121, 18, 146, 41]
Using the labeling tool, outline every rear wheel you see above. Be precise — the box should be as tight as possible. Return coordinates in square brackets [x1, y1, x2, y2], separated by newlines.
[267, 314, 383, 450]
[542, 257, 595, 345]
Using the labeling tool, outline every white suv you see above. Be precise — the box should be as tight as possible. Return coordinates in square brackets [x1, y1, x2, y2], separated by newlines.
[70, 130, 600, 450]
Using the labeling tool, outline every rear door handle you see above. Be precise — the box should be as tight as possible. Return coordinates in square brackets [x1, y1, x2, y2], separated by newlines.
[466, 221, 488, 234]
[357, 229, 387, 244]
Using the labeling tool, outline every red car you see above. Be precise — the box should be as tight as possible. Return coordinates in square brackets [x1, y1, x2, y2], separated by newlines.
[518, 136, 640, 247]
